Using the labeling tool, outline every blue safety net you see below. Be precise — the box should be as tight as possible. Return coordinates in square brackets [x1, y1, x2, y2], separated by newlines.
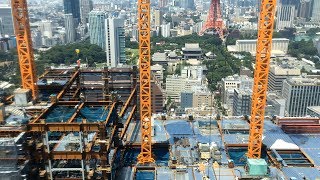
[45, 106, 76, 122]
[123, 147, 169, 166]
[136, 170, 154, 180]
[76, 106, 109, 122]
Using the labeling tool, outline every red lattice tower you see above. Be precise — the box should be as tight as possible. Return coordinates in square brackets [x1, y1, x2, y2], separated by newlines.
[199, 0, 224, 38]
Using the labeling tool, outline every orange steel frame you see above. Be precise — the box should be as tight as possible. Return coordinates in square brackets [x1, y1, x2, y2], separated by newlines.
[11, 0, 38, 99]
[248, 0, 277, 159]
[137, 0, 154, 163]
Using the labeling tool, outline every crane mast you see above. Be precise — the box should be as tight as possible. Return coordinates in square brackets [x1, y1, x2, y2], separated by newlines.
[11, 0, 38, 99]
[248, 0, 277, 158]
[137, 0, 154, 164]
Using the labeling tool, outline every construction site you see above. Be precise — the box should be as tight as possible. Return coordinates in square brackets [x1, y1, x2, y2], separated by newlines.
[1, 0, 320, 179]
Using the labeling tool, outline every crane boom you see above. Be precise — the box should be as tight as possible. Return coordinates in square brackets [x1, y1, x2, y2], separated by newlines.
[248, 0, 277, 158]
[137, 0, 154, 164]
[11, 0, 38, 99]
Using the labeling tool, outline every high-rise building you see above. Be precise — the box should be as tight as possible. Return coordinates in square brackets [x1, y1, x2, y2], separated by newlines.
[80, 0, 93, 25]
[65, 14, 76, 44]
[233, 89, 252, 116]
[312, 0, 320, 22]
[0, 18, 4, 36]
[282, 77, 320, 117]
[276, 5, 295, 30]
[180, 0, 195, 10]
[161, 23, 170, 38]
[159, 0, 168, 8]
[154, 10, 163, 27]
[63, 0, 81, 25]
[131, 25, 139, 41]
[39, 20, 53, 38]
[89, 11, 106, 49]
[105, 18, 126, 67]
[0, 5, 14, 36]
[268, 65, 301, 92]
[32, 30, 42, 48]
[298, 0, 313, 19]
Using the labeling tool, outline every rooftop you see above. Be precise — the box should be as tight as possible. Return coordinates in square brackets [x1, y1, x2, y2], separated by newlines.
[287, 77, 320, 86]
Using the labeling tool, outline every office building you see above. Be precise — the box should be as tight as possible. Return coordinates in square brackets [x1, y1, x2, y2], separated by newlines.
[268, 65, 301, 92]
[181, 66, 205, 79]
[181, 0, 195, 10]
[298, 0, 313, 18]
[221, 74, 253, 112]
[282, 77, 320, 117]
[63, 0, 81, 25]
[89, 11, 106, 49]
[181, 92, 193, 109]
[161, 23, 171, 38]
[65, 14, 76, 44]
[80, 0, 93, 25]
[192, 90, 213, 108]
[0, 5, 14, 36]
[32, 30, 42, 48]
[312, 0, 320, 22]
[265, 93, 286, 117]
[307, 106, 320, 117]
[105, 18, 126, 67]
[39, 20, 53, 38]
[276, 5, 295, 30]
[233, 89, 252, 116]
[131, 25, 139, 41]
[166, 75, 204, 102]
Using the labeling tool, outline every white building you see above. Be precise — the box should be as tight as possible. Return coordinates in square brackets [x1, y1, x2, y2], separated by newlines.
[181, 66, 205, 79]
[39, 20, 53, 38]
[105, 18, 126, 67]
[161, 23, 171, 38]
[227, 38, 289, 56]
[282, 77, 320, 117]
[268, 65, 301, 92]
[221, 74, 253, 112]
[276, 5, 295, 30]
[166, 75, 205, 102]
[64, 14, 75, 43]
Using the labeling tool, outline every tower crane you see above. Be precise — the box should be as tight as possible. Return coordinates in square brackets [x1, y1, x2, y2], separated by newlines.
[248, 0, 277, 162]
[137, 0, 154, 164]
[11, 0, 38, 100]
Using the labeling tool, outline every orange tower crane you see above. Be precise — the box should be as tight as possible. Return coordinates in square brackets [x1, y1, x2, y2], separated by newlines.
[137, 0, 154, 164]
[248, 0, 277, 159]
[11, 0, 38, 99]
